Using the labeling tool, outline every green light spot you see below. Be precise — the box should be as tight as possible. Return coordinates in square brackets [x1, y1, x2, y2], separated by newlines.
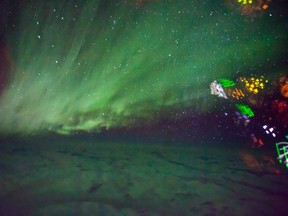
[238, 0, 253, 5]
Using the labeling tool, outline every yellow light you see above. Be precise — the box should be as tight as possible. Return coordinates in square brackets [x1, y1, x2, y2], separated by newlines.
[239, 76, 268, 94]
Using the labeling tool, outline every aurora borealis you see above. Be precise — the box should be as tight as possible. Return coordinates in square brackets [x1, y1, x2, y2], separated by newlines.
[0, 0, 287, 135]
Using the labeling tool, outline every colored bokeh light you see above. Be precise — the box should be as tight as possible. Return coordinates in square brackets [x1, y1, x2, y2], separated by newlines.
[276, 142, 288, 168]
[281, 83, 288, 98]
[218, 78, 235, 88]
[239, 76, 268, 95]
[226, 88, 245, 100]
[278, 101, 288, 113]
[228, 0, 272, 15]
[210, 81, 228, 99]
[211, 74, 286, 149]
[235, 111, 250, 126]
[251, 133, 264, 148]
[237, 0, 271, 9]
[263, 124, 276, 137]
[235, 103, 254, 117]
[238, 0, 253, 5]
[271, 100, 288, 113]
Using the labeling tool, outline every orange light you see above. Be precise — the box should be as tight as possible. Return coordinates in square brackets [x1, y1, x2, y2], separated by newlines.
[228, 88, 245, 99]
[281, 83, 288, 98]
[262, 4, 268, 9]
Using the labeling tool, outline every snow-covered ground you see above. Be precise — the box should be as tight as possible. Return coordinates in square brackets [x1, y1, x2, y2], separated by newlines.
[0, 137, 287, 216]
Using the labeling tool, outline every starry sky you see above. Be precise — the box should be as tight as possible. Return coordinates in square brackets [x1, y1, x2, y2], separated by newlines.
[0, 0, 287, 138]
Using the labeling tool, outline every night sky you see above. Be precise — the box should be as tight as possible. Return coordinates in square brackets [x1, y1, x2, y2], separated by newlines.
[0, 0, 287, 144]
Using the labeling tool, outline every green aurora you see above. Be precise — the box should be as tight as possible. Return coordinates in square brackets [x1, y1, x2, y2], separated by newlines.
[0, 0, 286, 135]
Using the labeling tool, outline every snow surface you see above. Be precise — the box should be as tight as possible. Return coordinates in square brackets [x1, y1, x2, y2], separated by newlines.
[0, 137, 288, 216]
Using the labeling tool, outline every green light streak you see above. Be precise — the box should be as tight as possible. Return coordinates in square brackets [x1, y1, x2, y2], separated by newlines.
[0, 0, 286, 135]
[276, 143, 282, 163]
[218, 78, 235, 88]
[276, 142, 288, 168]
[235, 104, 254, 117]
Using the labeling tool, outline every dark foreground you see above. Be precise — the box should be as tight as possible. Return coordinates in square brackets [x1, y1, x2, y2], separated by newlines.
[0, 136, 288, 216]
